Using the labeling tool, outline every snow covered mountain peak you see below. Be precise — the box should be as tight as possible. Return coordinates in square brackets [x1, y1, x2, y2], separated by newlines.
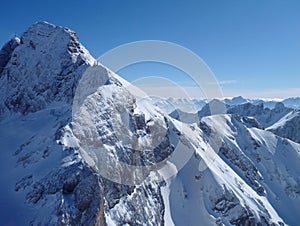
[0, 22, 299, 225]
[20, 21, 95, 65]
[0, 21, 96, 117]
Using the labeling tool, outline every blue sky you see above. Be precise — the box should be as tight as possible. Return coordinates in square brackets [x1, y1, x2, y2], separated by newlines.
[1, 0, 300, 98]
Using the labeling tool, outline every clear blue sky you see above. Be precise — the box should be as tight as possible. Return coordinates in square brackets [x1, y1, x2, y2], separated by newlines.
[1, 0, 300, 98]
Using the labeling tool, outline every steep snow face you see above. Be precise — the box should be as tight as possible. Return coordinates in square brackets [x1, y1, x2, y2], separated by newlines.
[200, 114, 300, 225]
[160, 113, 287, 226]
[267, 110, 300, 143]
[0, 21, 95, 117]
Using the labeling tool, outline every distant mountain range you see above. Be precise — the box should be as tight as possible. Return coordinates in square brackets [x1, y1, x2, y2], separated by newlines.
[153, 96, 300, 114]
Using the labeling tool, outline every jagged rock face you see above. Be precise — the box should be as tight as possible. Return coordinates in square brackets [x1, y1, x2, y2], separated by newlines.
[25, 161, 102, 225]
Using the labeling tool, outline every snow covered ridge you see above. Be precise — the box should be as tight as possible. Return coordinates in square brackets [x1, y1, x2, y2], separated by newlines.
[0, 21, 299, 225]
[267, 110, 300, 143]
